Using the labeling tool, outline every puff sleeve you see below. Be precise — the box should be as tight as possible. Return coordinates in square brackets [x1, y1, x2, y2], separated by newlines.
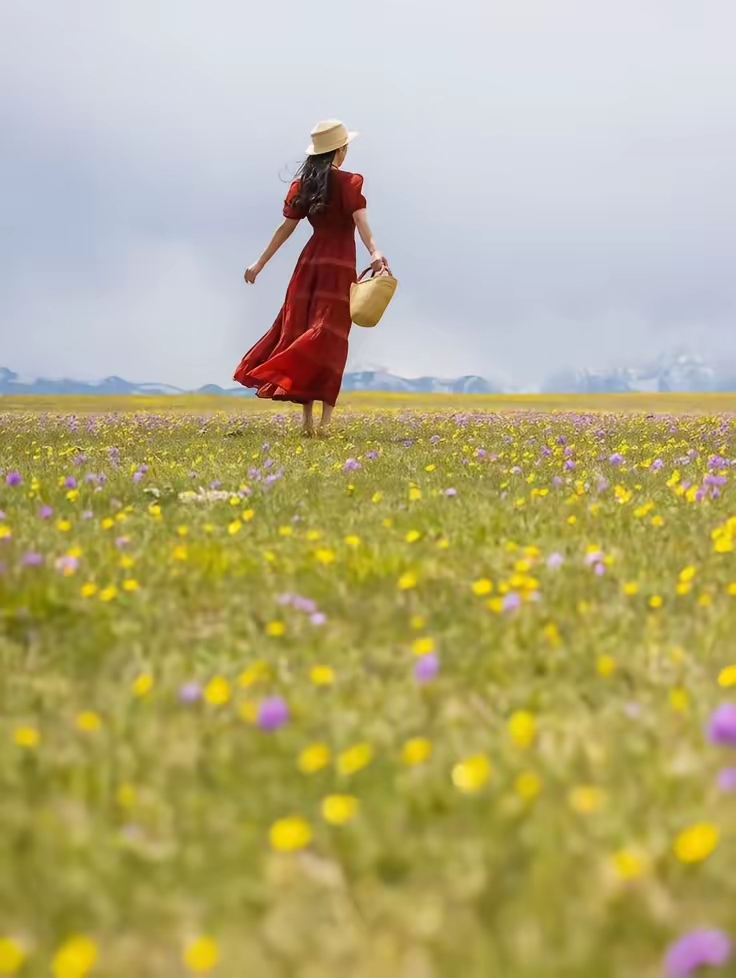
[283, 180, 306, 220]
[345, 172, 367, 214]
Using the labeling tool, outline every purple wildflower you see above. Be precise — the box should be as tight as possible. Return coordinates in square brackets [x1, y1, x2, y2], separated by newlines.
[650, 458, 664, 471]
[552, 476, 563, 487]
[547, 552, 564, 569]
[445, 487, 457, 497]
[584, 551, 604, 566]
[115, 536, 129, 549]
[132, 470, 144, 484]
[310, 612, 327, 626]
[81, 510, 93, 520]
[664, 929, 731, 978]
[0, 511, 6, 521]
[707, 703, 736, 747]
[716, 767, 736, 792]
[64, 475, 77, 490]
[564, 459, 576, 470]
[5, 471, 21, 487]
[257, 696, 289, 731]
[414, 652, 439, 683]
[503, 592, 522, 612]
[21, 552, 44, 567]
[178, 681, 203, 704]
[209, 480, 222, 490]
[277, 592, 294, 606]
[430, 435, 440, 445]
[54, 555, 79, 574]
[365, 450, 379, 460]
[292, 595, 317, 614]
[609, 453, 625, 465]
[342, 458, 361, 473]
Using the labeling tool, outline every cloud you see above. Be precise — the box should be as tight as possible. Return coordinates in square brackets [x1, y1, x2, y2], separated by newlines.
[1, 0, 735, 386]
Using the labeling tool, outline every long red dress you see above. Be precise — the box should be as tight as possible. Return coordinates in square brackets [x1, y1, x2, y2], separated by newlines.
[234, 168, 367, 406]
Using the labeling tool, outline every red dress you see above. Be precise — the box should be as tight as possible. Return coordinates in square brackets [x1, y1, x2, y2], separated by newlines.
[234, 168, 367, 406]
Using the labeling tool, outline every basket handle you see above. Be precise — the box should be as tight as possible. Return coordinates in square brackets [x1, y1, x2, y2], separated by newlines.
[357, 264, 393, 281]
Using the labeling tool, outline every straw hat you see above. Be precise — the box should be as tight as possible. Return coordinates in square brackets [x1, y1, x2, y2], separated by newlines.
[306, 119, 359, 156]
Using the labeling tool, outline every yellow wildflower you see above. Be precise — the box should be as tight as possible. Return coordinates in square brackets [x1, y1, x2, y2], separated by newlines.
[265, 621, 285, 637]
[242, 509, 255, 521]
[13, 726, 39, 749]
[405, 529, 421, 543]
[568, 786, 605, 814]
[0, 936, 26, 974]
[297, 742, 331, 774]
[471, 578, 493, 596]
[183, 937, 219, 973]
[131, 672, 154, 697]
[269, 815, 312, 852]
[410, 614, 426, 630]
[75, 711, 101, 733]
[51, 936, 97, 978]
[321, 794, 359, 825]
[611, 849, 646, 881]
[597, 655, 616, 677]
[398, 572, 417, 590]
[172, 545, 189, 561]
[237, 661, 270, 687]
[717, 665, 736, 688]
[337, 743, 374, 776]
[99, 586, 118, 603]
[401, 737, 432, 766]
[371, 491, 383, 503]
[344, 534, 361, 547]
[122, 578, 139, 592]
[514, 770, 541, 801]
[673, 822, 719, 863]
[80, 582, 97, 599]
[309, 665, 335, 686]
[507, 710, 536, 748]
[314, 548, 336, 564]
[412, 636, 435, 656]
[452, 754, 491, 793]
[409, 487, 422, 501]
[204, 676, 231, 706]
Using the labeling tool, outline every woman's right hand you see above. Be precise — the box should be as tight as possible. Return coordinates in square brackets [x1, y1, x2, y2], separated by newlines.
[244, 262, 262, 284]
[370, 251, 388, 274]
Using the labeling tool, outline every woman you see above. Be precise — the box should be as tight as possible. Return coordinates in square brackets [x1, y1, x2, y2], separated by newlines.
[234, 119, 388, 436]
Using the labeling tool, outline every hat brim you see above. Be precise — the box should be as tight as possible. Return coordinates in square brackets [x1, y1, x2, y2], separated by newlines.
[305, 130, 359, 156]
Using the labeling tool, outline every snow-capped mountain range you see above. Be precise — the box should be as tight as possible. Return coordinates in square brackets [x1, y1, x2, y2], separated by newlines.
[2, 354, 736, 396]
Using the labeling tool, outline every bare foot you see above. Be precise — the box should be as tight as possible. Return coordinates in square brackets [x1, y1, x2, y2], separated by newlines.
[316, 425, 331, 439]
[301, 425, 315, 438]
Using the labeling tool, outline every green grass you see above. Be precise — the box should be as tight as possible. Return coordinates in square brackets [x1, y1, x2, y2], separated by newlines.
[1, 401, 736, 977]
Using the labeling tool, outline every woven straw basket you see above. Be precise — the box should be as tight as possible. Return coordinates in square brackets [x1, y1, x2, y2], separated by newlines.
[350, 267, 398, 328]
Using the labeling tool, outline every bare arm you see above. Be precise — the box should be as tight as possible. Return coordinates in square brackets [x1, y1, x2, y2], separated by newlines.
[244, 218, 300, 283]
[353, 208, 388, 273]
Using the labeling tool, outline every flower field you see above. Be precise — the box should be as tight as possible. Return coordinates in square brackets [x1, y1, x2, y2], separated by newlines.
[2, 399, 736, 977]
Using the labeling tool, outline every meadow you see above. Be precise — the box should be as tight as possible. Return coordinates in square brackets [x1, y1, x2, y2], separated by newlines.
[2, 394, 736, 978]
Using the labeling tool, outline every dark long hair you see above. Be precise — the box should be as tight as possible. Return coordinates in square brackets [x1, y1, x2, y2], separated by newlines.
[289, 150, 336, 215]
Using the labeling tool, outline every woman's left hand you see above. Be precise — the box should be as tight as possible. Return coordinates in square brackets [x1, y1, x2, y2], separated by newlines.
[244, 262, 262, 284]
[370, 252, 388, 274]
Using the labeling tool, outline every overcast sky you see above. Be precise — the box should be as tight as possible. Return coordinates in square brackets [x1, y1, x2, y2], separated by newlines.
[1, 0, 735, 388]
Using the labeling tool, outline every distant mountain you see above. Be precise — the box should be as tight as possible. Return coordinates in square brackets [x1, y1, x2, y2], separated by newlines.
[541, 353, 736, 395]
[4, 352, 736, 397]
[0, 366, 500, 397]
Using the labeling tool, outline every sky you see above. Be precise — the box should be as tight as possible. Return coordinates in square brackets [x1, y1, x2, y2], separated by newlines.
[1, 0, 735, 389]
